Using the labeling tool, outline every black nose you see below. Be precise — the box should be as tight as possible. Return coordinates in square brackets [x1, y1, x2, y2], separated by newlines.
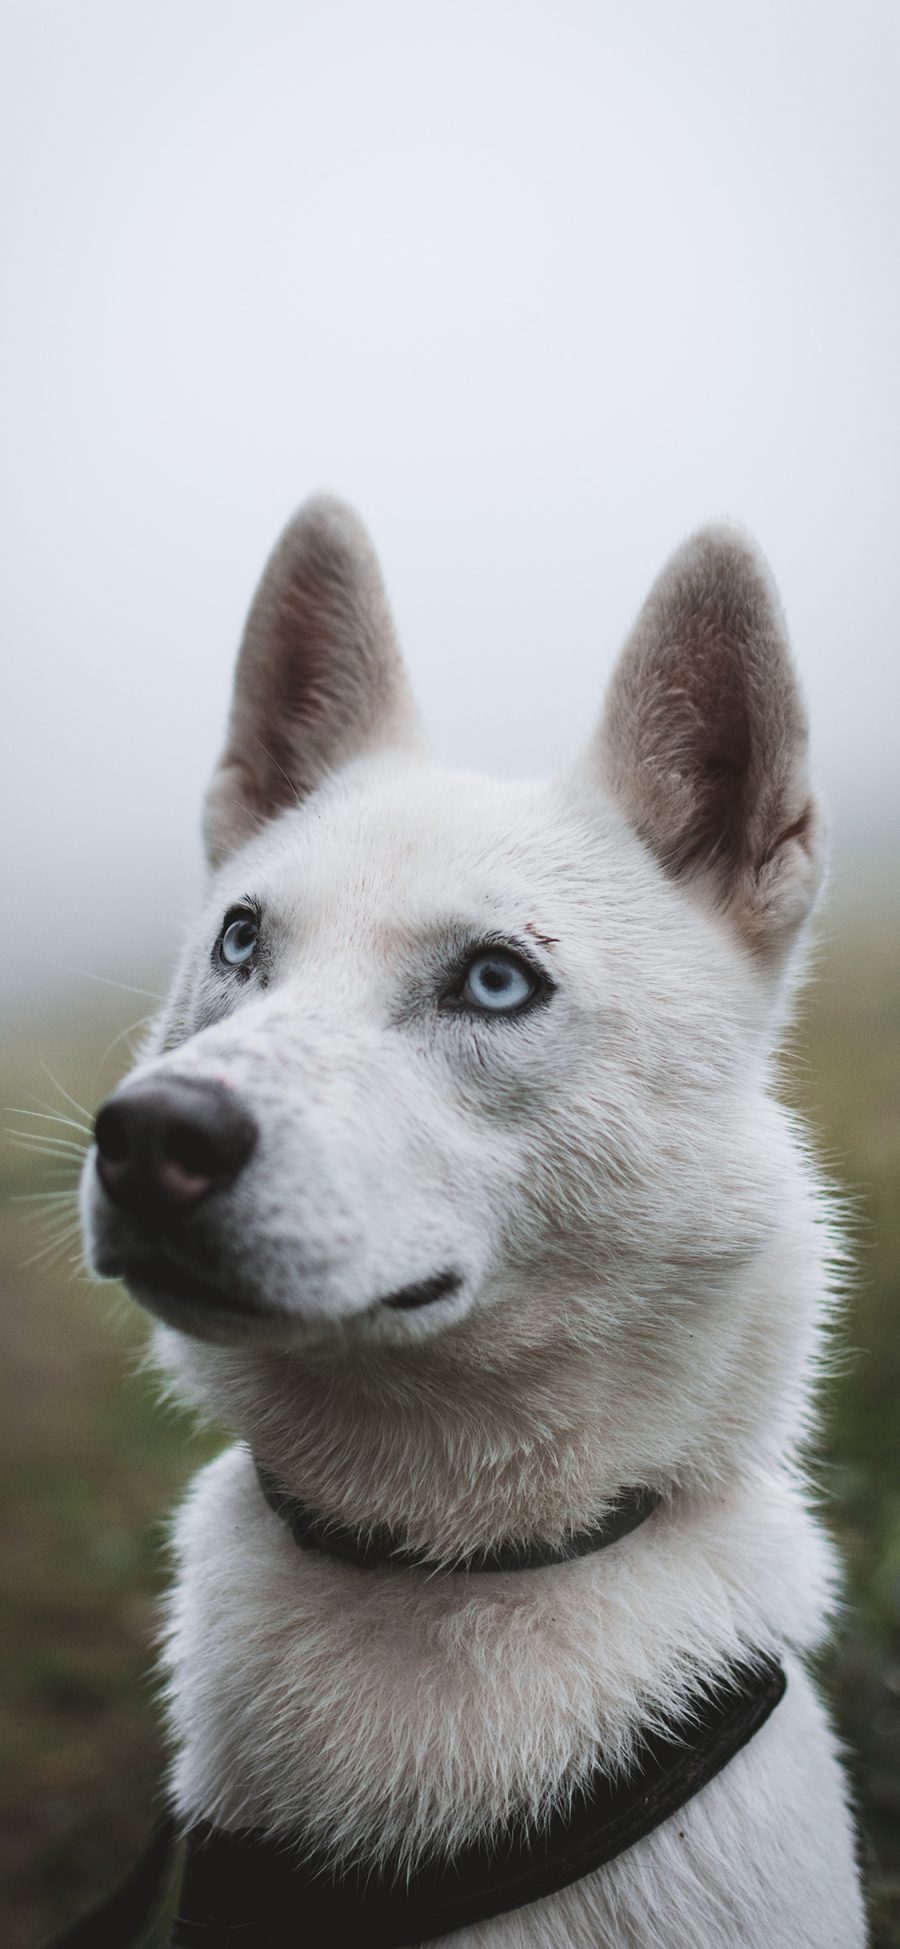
[94, 1077, 257, 1226]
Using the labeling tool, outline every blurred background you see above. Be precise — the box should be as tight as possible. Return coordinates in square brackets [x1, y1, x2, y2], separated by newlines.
[2, 1, 898, 1943]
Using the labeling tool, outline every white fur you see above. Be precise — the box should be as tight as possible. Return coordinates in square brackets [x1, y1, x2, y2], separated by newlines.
[81, 501, 866, 1945]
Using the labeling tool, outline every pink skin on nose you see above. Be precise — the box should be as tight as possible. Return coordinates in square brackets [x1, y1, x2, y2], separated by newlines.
[98, 1151, 212, 1208]
[155, 1158, 213, 1206]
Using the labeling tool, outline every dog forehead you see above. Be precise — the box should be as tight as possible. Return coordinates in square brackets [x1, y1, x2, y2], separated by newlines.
[225, 762, 587, 930]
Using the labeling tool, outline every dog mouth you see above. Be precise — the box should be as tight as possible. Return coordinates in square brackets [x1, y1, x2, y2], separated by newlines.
[121, 1253, 285, 1339]
[104, 1244, 463, 1338]
[381, 1271, 461, 1311]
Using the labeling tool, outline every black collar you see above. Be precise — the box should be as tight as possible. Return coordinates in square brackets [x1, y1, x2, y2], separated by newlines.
[51, 1655, 786, 1949]
[254, 1460, 661, 1571]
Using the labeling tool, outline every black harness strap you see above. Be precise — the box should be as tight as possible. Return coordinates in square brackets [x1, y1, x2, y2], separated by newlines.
[44, 1468, 786, 1948]
[168, 1656, 785, 1946]
[43, 1816, 182, 1949]
[45, 1658, 786, 1949]
[254, 1462, 661, 1571]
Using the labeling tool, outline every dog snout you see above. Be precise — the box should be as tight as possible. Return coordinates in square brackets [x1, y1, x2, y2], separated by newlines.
[94, 1076, 257, 1227]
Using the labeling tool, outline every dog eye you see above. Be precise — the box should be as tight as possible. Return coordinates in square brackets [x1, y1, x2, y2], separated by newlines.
[459, 951, 536, 1014]
[219, 910, 259, 970]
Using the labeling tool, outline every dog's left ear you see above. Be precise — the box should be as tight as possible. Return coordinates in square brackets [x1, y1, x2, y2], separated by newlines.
[204, 496, 420, 865]
[593, 527, 826, 963]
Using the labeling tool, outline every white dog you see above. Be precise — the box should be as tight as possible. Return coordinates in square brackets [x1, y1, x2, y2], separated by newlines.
[81, 499, 866, 1947]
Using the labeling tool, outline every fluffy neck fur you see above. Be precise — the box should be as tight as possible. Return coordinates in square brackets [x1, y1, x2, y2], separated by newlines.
[162, 1432, 836, 1872]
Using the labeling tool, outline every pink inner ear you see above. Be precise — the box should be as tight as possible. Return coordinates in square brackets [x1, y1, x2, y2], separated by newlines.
[598, 524, 825, 957]
[639, 643, 755, 880]
[202, 496, 420, 866]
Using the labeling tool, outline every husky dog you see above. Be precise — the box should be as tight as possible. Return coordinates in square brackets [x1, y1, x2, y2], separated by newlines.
[81, 500, 865, 1946]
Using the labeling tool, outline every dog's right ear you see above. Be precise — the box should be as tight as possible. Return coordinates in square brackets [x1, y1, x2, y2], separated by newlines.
[203, 497, 420, 866]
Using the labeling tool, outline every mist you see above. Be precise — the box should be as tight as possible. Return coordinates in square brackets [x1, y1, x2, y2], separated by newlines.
[3, 0, 898, 1011]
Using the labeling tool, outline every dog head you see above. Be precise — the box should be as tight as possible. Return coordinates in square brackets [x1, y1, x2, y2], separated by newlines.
[80, 499, 827, 1486]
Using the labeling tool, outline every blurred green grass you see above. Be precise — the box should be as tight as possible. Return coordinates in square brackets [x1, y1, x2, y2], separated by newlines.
[1, 913, 899, 1946]
[794, 919, 900, 1945]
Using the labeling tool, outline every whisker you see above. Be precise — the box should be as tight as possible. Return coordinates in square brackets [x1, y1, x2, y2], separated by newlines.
[21, 1226, 83, 1270]
[30, 1095, 94, 1133]
[30, 1228, 81, 1258]
[56, 966, 164, 1003]
[33, 1227, 82, 1255]
[27, 1089, 95, 1130]
[31, 1191, 81, 1222]
[31, 1190, 81, 1222]
[101, 1014, 155, 1065]
[6, 1130, 87, 1158]
[10, 1169, 80, 1185]
[5, 1107, 93, 1137]
[20, 1199, 84, 1249]
[6, 1154, 84, 1179]
[38, 1062, 93, 1122]
[7, 1146, 83, 1177]
[12, 1189, 79, 1204]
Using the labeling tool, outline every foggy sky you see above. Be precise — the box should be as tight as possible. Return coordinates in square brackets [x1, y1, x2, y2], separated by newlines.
[3, 0, 899, 1011]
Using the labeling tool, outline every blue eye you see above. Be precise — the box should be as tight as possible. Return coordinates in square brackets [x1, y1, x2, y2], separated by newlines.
[220, 911, 259, 969]
[460, 951, 537, 1014]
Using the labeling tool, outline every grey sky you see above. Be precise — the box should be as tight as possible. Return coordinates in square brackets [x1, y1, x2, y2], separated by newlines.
[2, 0, 898, 1011]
